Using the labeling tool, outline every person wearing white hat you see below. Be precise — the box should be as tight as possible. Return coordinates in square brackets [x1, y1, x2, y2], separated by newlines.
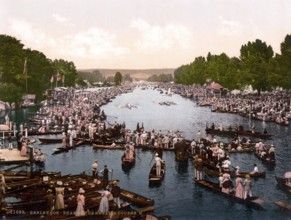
[75, 188, 86, 216]
[155, 153, 164, 176]
[55, 181, 65, 210]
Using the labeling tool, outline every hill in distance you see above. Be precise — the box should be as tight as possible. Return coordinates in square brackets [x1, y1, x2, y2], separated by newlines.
[78, 68, 175, 80]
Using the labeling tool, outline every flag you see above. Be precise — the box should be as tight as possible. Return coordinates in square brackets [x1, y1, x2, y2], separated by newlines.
[23, 58, 27, 75]
[50, 75, 54, 83]
[57, 71, 61, 81]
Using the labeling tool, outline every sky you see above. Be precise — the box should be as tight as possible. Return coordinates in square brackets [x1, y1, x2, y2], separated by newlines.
[1, 0, 290, 69]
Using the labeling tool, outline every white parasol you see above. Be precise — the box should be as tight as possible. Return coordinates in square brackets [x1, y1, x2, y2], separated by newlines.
[284, 172, 291, 178]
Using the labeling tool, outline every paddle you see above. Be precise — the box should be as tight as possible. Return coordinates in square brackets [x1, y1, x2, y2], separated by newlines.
[149, 152, 155, 166]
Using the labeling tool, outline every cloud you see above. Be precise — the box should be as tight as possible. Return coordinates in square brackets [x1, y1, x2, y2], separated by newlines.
[8, 18, 46, 46]
[52, 13, 74, 27]
[56, 27, 129, 59]
[218, 16, 242, 36]
[6, 18, 129, 62]
[130, 19, 193, 52]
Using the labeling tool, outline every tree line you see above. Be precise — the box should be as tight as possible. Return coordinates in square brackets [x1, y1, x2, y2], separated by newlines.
[0, 35, 82, 105]
[174, 35, 291, 94]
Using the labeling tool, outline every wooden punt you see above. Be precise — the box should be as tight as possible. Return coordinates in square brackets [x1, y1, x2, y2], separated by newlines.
[92, 143, 126, 150]
[205, 128, 272, 139]
[204, 167, 266, 178]
[193, 178, 264, 210]
[274, 201, 291, 211]
[28, 129, 63, 136]
[149, 163, 166, 185]
[52, 140, 85, 155]
[38, 137, 62, 144]
[121, 155, 135, 166]
[120, 188, 154, 207]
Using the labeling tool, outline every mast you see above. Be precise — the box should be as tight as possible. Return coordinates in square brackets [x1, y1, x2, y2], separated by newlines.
[23, 58, 28, 94]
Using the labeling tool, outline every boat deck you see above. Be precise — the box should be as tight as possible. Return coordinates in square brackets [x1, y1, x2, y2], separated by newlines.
[0, 149, 30, 164]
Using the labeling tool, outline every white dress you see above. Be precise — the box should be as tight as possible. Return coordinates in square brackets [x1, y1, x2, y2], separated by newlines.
[98, 190, 111, 213]
[75, 194, 86, 216]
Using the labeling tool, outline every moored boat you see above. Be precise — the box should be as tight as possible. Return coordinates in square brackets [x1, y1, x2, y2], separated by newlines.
[120, 188, 154, 207]
[193, 178, 264, 210]
[52, 139, 85, 155]
[275, 176, 291, 192]
[204, 167, 266, 178]
[274, 201, 291, 211]
[205, 127, 272, 139]
[92, 143, 126, 150]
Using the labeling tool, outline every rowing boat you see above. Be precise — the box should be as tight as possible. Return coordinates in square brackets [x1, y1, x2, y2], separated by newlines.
[205, 128, 272, 139]
[193, 178, 264, 210]
[92, 143, 125, 150]
[204, 167, 266, 178]
[274, 201, 291, 211]
[52, 140, 85, 155]
[120, 188, 154, 207]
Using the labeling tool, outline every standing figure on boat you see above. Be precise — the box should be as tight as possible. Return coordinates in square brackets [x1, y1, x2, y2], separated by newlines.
[75, 188, 86, 217]
[194, 157, 203, 180]
[235, 175, 244, 199]
[55, 181, 65, 210]
[61, 132, 67, 148]
[98, 190, 111, 214]
[155, 154, 164, 176]
[110, 181, 121, 209]
[243, 175, 252, 199]
[221, 172, 233, 194]
[100, 165, 112, 189]
[43, 189, 55, 216]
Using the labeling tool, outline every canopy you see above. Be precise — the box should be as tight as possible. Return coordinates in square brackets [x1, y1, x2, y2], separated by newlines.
[284, 172, 291, 178]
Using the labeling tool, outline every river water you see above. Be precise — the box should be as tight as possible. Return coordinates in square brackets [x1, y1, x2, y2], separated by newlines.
[1, 86, 291, 219]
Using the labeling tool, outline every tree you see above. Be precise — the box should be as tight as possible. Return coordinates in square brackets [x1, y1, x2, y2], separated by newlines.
[239, 39, 274, 94]
[114, 72, 123, 85]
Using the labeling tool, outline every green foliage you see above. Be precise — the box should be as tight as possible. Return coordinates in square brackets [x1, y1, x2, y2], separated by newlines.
[114, 72, 123, 85]
[174, 35, 291, 92]
[77, 70, 105, 84]
[0, 34, 79, 104]
[123, 74, 133, 82]
[147, 73, 173, 82]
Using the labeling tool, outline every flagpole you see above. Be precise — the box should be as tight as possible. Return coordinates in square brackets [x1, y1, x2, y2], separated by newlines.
[23, 58, 28, 94]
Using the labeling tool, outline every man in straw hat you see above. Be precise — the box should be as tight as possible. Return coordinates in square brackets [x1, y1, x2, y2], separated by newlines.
[43, 189, 55, 216]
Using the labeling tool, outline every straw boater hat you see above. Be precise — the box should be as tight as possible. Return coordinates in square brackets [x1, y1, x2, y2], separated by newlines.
[113, 181, 118, 185]
[245, 174, 250, 179]
[47, 189, 52, 193]
[236, 166, 240, 170]
[79, 188, 85, 194]
[94, 160, 98, 163]
[155, 153, 159, 156]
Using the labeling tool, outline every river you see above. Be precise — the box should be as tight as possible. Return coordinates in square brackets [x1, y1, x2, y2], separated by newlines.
[1, 86, 291, 219]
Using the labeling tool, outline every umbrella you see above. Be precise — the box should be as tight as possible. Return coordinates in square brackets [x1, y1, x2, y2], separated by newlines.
[284, 172, 291, 178]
